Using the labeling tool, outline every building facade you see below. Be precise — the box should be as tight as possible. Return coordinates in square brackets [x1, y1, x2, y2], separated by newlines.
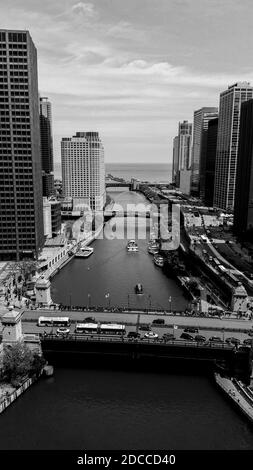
[172, 121, 192, 187]
[201, 118, 219, 206]
[0, 30, 44, 260]
[61, 132, 105, 211]
[43, 197, 61, 239]
[191, 107, 218, 196]
[214, 82, 253, 212]
[234, 99, 253, 235]
[40, 97, 54, 197]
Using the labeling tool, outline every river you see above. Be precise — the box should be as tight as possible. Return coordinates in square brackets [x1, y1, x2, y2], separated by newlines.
[51, 190, 188, 311]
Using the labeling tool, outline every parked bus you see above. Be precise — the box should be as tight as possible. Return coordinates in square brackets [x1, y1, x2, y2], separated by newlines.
[37, 316, 70, 327]
[75, 323, 126, 336]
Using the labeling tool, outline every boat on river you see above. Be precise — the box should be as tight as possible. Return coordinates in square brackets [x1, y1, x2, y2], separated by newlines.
[75, 247, 94, 258]
[135, 283, 143, 294]
[127, 240, 139, 252]
[154, 255, 164, 268]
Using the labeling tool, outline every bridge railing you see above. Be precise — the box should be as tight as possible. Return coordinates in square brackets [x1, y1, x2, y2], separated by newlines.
[40, 333, 235, 350]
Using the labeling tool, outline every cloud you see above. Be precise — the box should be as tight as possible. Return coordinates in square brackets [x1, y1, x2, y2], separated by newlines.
[71, 2, 97, 18]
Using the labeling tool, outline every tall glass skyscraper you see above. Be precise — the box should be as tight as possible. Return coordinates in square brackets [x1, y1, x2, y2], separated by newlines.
[191, 107, 218, 196]
[172, 120, 192, 187]
[40, 96, 54, 197]
[0, 30, 44, 260]
[234, 99, 253, 235]
[61, 131, 105, 211]
[214, 82, 253, 212]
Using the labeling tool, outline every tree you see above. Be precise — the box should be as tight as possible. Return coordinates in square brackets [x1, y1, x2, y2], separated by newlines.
[3, 342, 34, 386]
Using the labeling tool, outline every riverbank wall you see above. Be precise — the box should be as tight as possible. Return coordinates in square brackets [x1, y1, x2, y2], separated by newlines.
[0, 373, 42, 415]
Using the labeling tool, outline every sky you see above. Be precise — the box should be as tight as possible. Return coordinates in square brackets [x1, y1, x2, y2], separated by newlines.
[2, 0, 253, 165]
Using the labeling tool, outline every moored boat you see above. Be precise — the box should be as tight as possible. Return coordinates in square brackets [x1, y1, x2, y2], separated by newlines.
[154, 255, 164, 267]
[75, 246, 94, 258]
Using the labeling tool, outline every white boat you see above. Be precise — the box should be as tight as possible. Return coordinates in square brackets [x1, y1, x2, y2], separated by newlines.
[154, 255, 164, 268]
[127, 240, 139, 252]
[75, 246, 94, 258]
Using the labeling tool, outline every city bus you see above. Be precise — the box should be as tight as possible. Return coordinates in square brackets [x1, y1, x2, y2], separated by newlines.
[37, 316, 70, 327]
[75, 323, 126, 336]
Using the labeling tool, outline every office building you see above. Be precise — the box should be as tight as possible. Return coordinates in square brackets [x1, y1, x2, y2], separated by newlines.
[0, 30, 44, 260]
[234, 99, 253, 235]
[61, 131, 105, 211]
[214, 82, 253, 211]
[191, 107, 218, 196]
[172, 120, 192, 187]
[201, 118, 218, 206]
[40, 96, 54, 197]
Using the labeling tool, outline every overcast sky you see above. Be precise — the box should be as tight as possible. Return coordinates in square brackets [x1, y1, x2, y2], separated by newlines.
[2, 0, 253, 164]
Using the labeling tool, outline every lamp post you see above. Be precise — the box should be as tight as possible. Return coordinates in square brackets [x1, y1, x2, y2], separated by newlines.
[87, 293, 91, 310]
[69, 292, 72, 308]
[105, 293, 110, 310]
[169, 296, 172, 313]
[127, 294, 130, 311]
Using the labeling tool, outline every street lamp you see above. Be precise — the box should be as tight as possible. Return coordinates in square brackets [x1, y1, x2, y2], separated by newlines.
[69, 292, 72, 308]
[127, 294, 130, 311]
[105, 293, 110, 310]
[169, 296, 172, 313]
[87, 293, 91, 310]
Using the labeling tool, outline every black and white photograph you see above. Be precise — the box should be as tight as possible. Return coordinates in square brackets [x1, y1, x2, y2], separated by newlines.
[0, 0, 253, 463]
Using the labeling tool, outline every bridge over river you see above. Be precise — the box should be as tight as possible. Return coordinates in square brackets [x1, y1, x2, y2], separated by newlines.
[40, 333, 251, 383]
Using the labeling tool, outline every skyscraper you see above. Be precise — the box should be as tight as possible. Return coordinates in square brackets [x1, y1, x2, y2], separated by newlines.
[234, 99, 253, 235]
[172, 136, 179, 186]
[172, 120, 192, 187]
[0, 30, 44, 261]
[61, 131, 105, 211]
[214, 82, 253, 211]
[40, 97, 54, 197]
[191, 107, 218, 196]
[201, 118, 218, 206]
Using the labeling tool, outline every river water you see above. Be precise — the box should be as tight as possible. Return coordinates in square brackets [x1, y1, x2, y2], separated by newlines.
[1, 190, 253, 449]
[51, 190, 188, 311]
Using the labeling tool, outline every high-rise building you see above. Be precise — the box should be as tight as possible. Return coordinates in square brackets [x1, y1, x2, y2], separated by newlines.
[191, 107, 218, 196]
[40, 96, 54, 197]
[0, 30, 44, 261]
[234, 99, 253, 235]
[201, 118, 218, 206]
[172, 121, 192, 187]
[172, 136, 179, 186]
[61, 131, 105, 211]
[214, 82, 253, 211]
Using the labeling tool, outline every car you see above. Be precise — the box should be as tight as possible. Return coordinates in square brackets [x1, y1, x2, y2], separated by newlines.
[209, 336, 223, 343]
[184, 327, 199, 334]
[84, 317, 96, 322]
[139, 324, 151, 331]
[243, 338, 252, 346]
[127, 331, 140, 339]
[144, 331, 159, 339]
[152, 318, 165, 325]
[56, 327, 70, 336]
[180, 332, 194, 340]
[225, 337, 241, 345]
[162, 333, 174, 341]
[195, 335, 206, 342]
[248, 330, 253, 337]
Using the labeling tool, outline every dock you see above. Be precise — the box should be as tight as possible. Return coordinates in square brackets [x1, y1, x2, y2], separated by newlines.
[214, 372, 253, 423]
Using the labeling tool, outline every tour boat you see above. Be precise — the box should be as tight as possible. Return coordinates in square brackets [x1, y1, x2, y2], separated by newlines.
[75, 247, 94, 258]
[127, 240, 139, 252]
